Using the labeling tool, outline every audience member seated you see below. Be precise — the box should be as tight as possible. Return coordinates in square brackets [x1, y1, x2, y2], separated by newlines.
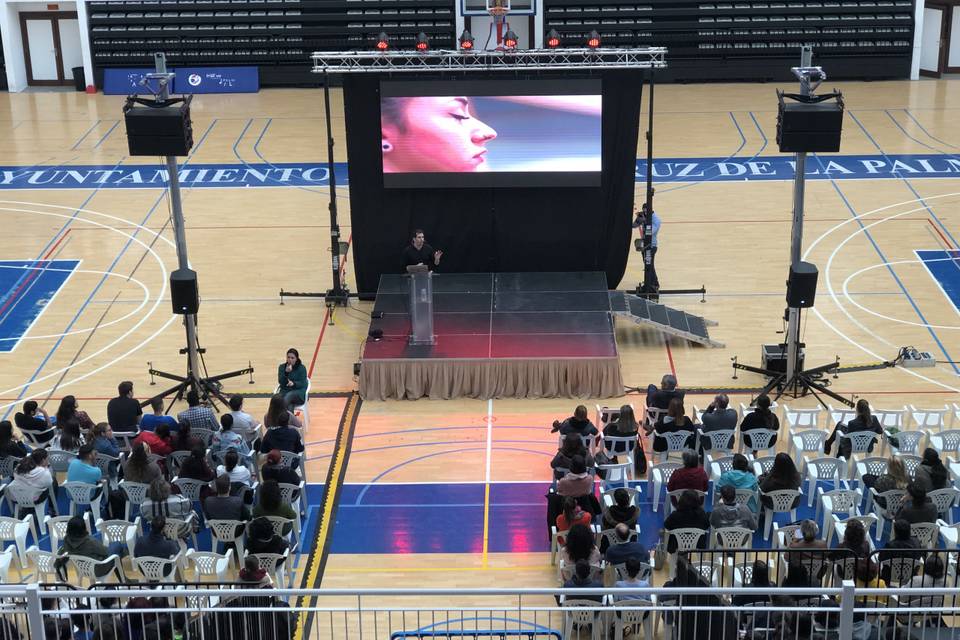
[663, 556, 737, 638]
[14, 400, 55, 445]
[134, 516, 181, 577]
[602, 405, 644, 475]
[716, 453, 759, 513]
[142, 478, 193, 530]
[177, 389, 219, 432]
[556, 455, 593, 498]
[133, 424, 174, 458]
[67, 444, 103, 485]
[210, 414, 251, 461]
[106, 381, 142, 430]
[613, 556, 651, 599]
[179, 446, 216, 483]
[10, 449, 57, 514]
[139, 397, 178, 433]
[667, 450, 708, 505]
[56, 515, 127, 578]
[823, 399, 882, 458]
[559, 523, 602, 582]
[204, 474, 251, 521]
[740, 394, 778, 452]
[663, 490, 710, 552]
[247, 516, 289, 555]
[652, 398, 696, 454]
[602, 488, 639, 530]
[699, 393, 736, 451]
[55, 395, 95, 436]
[879, 518, 925, 583]
[865, 455, 909, 506]
[253, 480, 296, 534]
[53, 430, 82, 453]
[556, 497, 591, 546]
[604, 523, 650, 566]
[550, 405, 598, 439]
[914, 447, 950, 492]
[217, 450, 252, 487]
[239, 555, 273, 587]
[261, 449, 300, 487]
[560, 560, 604, 603]
[710, 485, 757, 531]
[263, 394, 302, 430]
[259, 412, 304, 455]
[786, 520, 828, 580]
[902, 554, 949, 617]
[898, 482, 938, 524]
[759, 453, 801, 510]
[278, 347, 308, 409]
[551, 433, 595, 480]
[831, 518, 870, 560]
[90, 423, 120, 458]
[732, 560, 772, 608]
[228, 395, 258, 434]
[645, 373, 684, 411]
[123, 443, 163, 485]
[851, 558, 888, 607]
[172, 421, 203, 452]
[0, 420, 30, 458]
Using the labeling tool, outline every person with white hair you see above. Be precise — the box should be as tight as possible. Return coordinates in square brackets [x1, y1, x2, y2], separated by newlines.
[645, 373, 684, 410]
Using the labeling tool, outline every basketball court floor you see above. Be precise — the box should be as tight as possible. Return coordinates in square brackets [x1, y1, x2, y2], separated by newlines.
[0, 79, 959, 590]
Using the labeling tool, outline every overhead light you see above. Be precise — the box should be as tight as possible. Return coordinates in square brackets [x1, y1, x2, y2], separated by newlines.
[503, 29, 519, 49]
[415, 32, 430, 52]
[459, 29, 475, 50]
[375, 31, 390, 51]
[586, 30, 601, 48]
[546, 29, 561, 48]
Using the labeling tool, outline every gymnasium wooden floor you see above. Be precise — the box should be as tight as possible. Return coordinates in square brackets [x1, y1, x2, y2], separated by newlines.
[1, 79, 959, 591]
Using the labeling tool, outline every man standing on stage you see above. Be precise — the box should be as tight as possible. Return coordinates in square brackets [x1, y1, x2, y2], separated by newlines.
[633, 201, 661, 295]
[402, 229, 442, 271]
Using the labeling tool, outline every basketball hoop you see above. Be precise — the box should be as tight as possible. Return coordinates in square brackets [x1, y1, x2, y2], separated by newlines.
[487, 0, 510, 16]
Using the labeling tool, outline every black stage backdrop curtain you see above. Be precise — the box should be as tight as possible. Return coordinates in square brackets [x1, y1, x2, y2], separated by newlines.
[342, 70, 644, 296]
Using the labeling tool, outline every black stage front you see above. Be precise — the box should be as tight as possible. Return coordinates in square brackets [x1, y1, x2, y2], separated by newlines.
[359, 272, 623, 400]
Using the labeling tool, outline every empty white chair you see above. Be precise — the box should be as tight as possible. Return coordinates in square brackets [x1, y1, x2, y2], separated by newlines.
[909, 405, 949, 433]
[886, 430, 925, 456]
[0, 515, 33, 569]
[0, 544, 12, 583]
[597, 461, 632, 490]
[937, 519, 960, 548]
[118, 480, 150, 521]
[186, 548, 233, 581]
[760, 489, 801, 540]
[26, 546, 62, 582]
[929, 429, 960, 458]
[804, 458, 847, 507]
[869, 488, 908, 539]
[96, 518, 140, 560]
[817, 488, 861, 542]
[828, 405, 857, 429]
[874, 407, 908, 431]
[649, 462, 680, 512]
[561, 597, 605, 640]
[790, 429, 826, 459]
[133, 554, 181, 583]
[4, 481, 47, 536]
[602, 435, 638, 481]
[609, 598, 654, 640]
[69, 553, 125, 585]
[653, 430, 694, 463]
[928, 487, 960, 524]
[783, 404, 821, 431]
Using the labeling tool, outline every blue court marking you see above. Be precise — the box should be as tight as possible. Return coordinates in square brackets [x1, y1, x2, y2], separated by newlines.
[4, 120, 219, 420]
[902, 109, 960, 152]
[917, 250, 960, 314]
[70, 120, 102, 150]
[0, 260, 80, 353]
[92, 121, 121, 150]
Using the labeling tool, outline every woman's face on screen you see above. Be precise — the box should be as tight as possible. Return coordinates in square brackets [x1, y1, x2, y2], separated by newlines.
[382, 97, 497, 173]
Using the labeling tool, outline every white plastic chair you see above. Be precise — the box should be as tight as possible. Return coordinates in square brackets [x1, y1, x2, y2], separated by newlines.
[93, 452, 121, 488]
[207, 519, 246, 567]
[261, 515, 299, 552]
[186, 548, 233, 581]
[597, 525, 640, 549]
[0, 544, 12, 583]
[19, 426, 57, 448]
[602, 486, 640, 511]
[4, 481, 47, 535]
[0, 456, 21, 483]
[25, 545, 61, 582]
[740, 401, 779, 418]
[855, 457, 888, 505]
[664, 489, 706, 517]
[910, 522, 939, 549]
[937, 519, 960, 548]
[881, 556, 924, 586]
[741, 429, 778, 456]
[817, 488, 861, 542]
[707, 454, 736, 483]
[790, 429, 827, 459]
[46, 450, 77, 477]
[952, 403, 960, 428]
[643, 406, 665, 432]
[901, 454, 924, 479]
[869, 488, 908, 539]
[804, 457, 847, 507]
[608, 598, 654, 640]
[760, 489, 800, 540]
[711, 526, 753, 551]
[831, 513, 878, 550]
[909, 405, 949, 433]
[837, 431, 879, 478]
[166, 451, 192, 476]
[45, 515, 83, 554]
[929, 430, 960, 458]
[292, 377, 312, 428]
[277, 480, 306, 519]
[163, 513, 199, 553]
[886, 430, 925, 456]
[772, 522, 800, 549]
[118, 480, 150, 521]
[245, 549, 289, 587]
[96, 518, 140, 560]
[112, 431, 139, 453]
[665, 527, 707, 576]
[783, 404, 821, 431]
[69, 553, 125, 585]
[172, 477, 210, 504]
[928, 488, 960, 523]
[62, 481, 103, 524]
[191, 428, 216, 447]
[0, 515, 32, 569]
[561, 597, 605, 640]
[279, 450, 307, 484]
[828, 405, 857, 428]
[133, 553, 181, 583]
[597, 404, 632, 430]
[597, 461, 632, 491]
[752, 456, 777, 477]
[653, 430, 694, 463]
[648, 462, 680, 512]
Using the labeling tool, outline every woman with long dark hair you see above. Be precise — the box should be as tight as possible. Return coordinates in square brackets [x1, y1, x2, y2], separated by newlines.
[555, 496, 591, 546]
[915, 447, 950, 491]
[759, 452, 801, 509]
[278, 348, 308, 410]
[55, 396, 95, 436]
[550, 433, 594, 479]
[558, 523, 601, 581]
[122, 443, 162, 484]
[179, 445, 216, 482]
[0, 420, 29, 458]
[652, 397, 696, 453]
[823, 398, 882, 458]
[263, 394, 302, 430]
[740, 394, 779, 451]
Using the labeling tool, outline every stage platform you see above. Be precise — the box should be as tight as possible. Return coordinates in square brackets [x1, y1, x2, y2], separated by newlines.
[359, 272, 623, 400]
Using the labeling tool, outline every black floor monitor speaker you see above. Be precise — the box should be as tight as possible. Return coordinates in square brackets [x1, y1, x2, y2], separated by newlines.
[777, 91, 844, 153]
[786, 261, 818, 308]
[124, 97, 194, 157]
[170, 268, 199, 315]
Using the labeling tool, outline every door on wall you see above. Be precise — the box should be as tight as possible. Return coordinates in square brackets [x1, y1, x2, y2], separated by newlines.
[920, 3, 949, 76]
[19, 12, 81, 86]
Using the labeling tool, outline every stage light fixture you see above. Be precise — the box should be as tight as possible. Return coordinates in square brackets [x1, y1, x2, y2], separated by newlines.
[415, 32, 430, 51]
[586, 30, 601, 48]
[504, 29, 519, 49]
[546, 29, 561, 48]
[375, 31, 390, 51]
[459, 29, 475, 50]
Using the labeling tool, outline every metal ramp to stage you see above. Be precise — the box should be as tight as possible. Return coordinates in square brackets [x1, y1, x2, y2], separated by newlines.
[609, 291, 724, 348]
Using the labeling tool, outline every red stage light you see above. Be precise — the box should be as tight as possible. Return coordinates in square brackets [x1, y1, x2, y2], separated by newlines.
[546, 29, 561, 48]
[415, 32, 429, 51]
[459, 29, 475, 50]
[586, 30, 601, 48]
[504, 29, 518, 49]
[375, 32, 389, 51]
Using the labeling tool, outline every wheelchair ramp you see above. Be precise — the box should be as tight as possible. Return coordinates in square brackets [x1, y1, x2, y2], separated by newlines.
[609, 291, 724, 348]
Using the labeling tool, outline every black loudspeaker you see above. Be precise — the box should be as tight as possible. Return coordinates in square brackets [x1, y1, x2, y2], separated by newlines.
[170, 268, 199, 314]
[786, 261, 818, 308]
[776, 91, 844, 153]
[124, 99, 194, 156]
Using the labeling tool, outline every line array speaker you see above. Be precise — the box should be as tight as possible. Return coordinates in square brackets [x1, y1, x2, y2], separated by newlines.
[124, 98, 194, 157]
[776, 91, 844, 153]
[170, 268, 199, 315]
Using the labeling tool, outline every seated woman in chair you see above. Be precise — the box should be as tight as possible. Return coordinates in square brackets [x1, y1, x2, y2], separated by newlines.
[278, 348, 308, 410]
[823, 399, 881, 459]
[551, 433, 594, 480]
[739, 394, 779, 452]
[652, 398, 696, 454]
[0, 420, 30, 458]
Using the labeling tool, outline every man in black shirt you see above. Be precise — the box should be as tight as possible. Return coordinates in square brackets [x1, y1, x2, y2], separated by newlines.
[107, 380, 142, 430]
[401, 229, 442, 271]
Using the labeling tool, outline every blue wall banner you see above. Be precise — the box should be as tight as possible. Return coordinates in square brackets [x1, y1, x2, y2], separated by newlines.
[4, 154, 960, 189]
[102, 67, 259, 95]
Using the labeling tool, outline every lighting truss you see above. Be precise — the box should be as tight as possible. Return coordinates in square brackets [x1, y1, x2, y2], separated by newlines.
[310, 47, 667, 73]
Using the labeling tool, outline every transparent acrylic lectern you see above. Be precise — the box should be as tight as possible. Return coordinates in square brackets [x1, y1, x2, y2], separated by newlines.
[406, 265, 436, 345]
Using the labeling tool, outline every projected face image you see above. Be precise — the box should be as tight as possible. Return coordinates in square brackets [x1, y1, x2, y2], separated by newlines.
[381, 97, 498, 173]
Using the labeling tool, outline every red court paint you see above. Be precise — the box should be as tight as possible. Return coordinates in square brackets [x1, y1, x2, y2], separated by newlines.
[0, 230, 72, 320]
[928, 219, 958, 251]
[308, 233, 352, 378]
[664, 336, 677, 378]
